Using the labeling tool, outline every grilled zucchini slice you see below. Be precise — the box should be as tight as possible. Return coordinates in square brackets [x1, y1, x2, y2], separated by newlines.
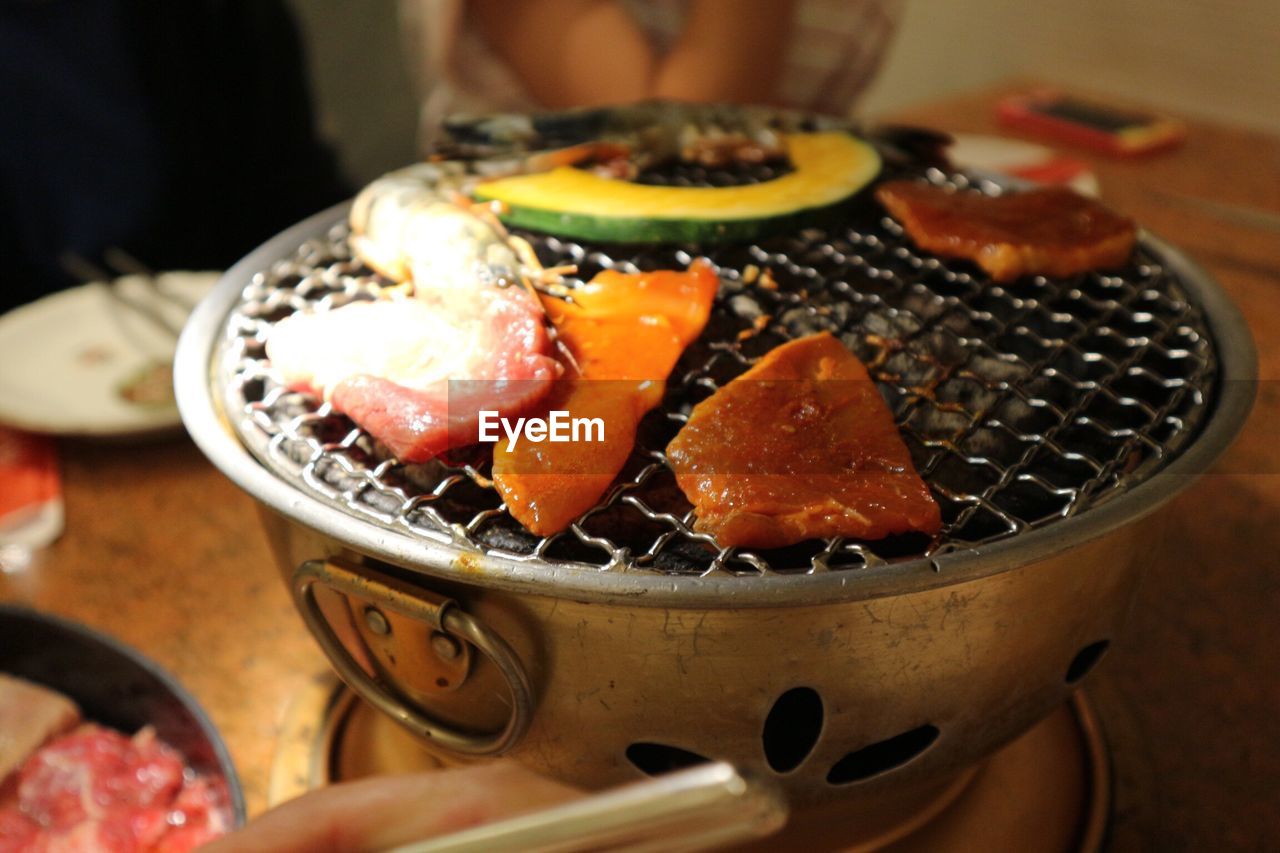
[473, 132, 881, 243]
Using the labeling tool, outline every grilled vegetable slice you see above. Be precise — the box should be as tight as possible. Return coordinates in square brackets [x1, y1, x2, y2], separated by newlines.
[473, 132, 881, 243]
[492, 262, 719, 536]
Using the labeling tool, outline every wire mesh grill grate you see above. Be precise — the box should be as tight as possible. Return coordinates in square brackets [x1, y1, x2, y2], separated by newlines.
[216, 169, 1218, 577]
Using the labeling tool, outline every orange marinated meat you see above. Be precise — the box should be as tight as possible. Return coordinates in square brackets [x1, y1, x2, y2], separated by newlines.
[875, 180, 1137, 282]
[493, 262, 719, 536]
[666, 332, 941, 549]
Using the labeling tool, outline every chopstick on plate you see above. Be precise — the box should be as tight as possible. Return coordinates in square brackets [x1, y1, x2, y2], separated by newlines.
[101, 246, 154, 278]
[58, 252, 185, 339]
[102, 248, 199, 311]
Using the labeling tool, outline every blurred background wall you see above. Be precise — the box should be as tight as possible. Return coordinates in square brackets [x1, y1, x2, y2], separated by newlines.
[286, 0, 418, 186]
[858, 0, 1280, 134]
[286, 0, 1280, 186]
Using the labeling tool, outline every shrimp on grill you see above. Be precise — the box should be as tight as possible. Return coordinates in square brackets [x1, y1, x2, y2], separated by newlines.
[349, 161, 521, 293]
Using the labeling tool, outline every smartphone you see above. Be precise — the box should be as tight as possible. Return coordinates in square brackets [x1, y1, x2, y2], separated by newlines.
[997, 90, 1186, 157]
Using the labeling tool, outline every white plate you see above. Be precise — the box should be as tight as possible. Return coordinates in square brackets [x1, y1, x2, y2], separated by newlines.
[0, 272, 220, 439]
[949, 133, 1100, 196]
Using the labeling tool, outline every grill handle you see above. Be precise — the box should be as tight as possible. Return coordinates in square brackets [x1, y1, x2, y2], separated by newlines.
[292, 559, 533, 756]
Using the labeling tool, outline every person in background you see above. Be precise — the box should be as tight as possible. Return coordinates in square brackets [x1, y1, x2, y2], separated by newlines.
[398, 0, 903, 150]
[0, 0, 348, 313]
[3, 4, 904, 847]
[211, 6, 906, 842]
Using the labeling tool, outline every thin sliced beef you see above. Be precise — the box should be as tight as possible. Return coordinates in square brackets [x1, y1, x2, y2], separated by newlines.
[267, 288, 560, 462]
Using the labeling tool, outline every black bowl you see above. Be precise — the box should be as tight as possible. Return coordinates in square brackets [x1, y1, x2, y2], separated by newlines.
[0, 604, 246, 828]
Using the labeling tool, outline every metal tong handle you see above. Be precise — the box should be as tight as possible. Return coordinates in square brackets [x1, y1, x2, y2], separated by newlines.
[385, 761, 788, 853]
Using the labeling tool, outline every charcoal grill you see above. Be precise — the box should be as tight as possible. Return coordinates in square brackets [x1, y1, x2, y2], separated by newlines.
[175, 164, 1254, 841]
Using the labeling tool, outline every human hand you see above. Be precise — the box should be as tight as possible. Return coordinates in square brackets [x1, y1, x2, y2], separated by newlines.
[203, 763, 580, 853]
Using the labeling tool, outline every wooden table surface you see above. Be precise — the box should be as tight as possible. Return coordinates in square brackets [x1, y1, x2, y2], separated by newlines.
[2, 81, 1277, 849]
[890, 82, 1280, 850]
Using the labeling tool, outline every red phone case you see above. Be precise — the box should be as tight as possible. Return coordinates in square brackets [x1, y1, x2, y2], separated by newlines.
[997, 90, 1185, 157]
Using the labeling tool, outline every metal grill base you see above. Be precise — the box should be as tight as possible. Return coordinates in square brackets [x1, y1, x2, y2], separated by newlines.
[268, 675, 1108, 853]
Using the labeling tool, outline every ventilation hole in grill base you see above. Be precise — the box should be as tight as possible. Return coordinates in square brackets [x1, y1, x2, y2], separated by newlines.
[762, 687, 824, 773]
[1066, 640, 1111, 684]
[826, 725, 939, 785]
[625, 743, 712, 776]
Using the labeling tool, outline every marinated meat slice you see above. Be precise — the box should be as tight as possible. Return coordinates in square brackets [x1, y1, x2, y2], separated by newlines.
[493, 262, 719, 535]
[666, 333, 941, 548]
[148, 776, 228, 853]
[14, 722, 185, 824]
[0, 808, 38, 850]
[0, 724, 227, 853]
[0, 674, 80, 783]
[267, 288, 559, 462]
[875, 180, 1137, 282]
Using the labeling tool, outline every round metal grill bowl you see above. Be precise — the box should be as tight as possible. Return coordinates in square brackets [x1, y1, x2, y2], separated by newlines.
[176, 167, 1254, 827]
